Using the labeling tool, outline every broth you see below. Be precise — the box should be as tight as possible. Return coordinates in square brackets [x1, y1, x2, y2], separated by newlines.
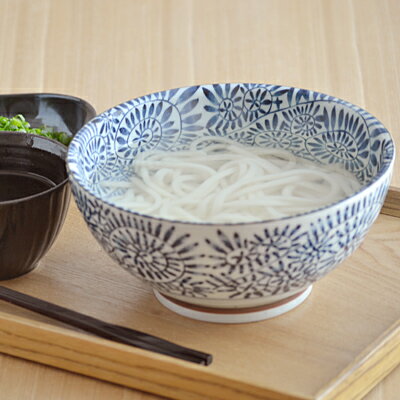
[0, 170, 56, 202]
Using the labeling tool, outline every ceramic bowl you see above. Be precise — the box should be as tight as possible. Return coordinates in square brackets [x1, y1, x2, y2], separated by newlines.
[0, 92, 96, 141]
[0, 92, 96, 280]
[67, 83, 394, 323]
[0, 133, 71, 280]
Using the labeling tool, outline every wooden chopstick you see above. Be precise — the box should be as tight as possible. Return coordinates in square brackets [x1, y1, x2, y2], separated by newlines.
[0, 286, 212, 366]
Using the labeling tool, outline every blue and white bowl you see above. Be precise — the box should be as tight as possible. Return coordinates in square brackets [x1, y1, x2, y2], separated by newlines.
[67, 83, 394, 323]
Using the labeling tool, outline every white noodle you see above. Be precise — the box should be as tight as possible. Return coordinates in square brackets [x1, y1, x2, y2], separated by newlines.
[103, 137, 361, 223]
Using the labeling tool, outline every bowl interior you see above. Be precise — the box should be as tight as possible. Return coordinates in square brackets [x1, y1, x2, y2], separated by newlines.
[0, 93, 96, 137]
[68, 84, 394, 204]
[0, 132, 68, 202]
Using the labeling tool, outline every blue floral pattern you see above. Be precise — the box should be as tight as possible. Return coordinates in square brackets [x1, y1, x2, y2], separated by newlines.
[67, 83, 394, 303]
[114, 101, 182, 160]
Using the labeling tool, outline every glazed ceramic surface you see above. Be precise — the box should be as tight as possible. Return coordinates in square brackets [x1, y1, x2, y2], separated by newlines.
[0, 133, 70, 280]
[67, 84, 394, 312]
[0, 93, 96, 280]
[0, 93, 96, 138]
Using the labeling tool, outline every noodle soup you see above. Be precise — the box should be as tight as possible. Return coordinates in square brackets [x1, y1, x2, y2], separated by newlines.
[104, 137, 361, 223]
[68, 83, 394, 322]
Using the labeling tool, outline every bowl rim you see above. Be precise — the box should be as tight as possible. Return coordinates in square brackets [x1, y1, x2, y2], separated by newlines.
[0, 132, 70, 205]
[67, 82, 396, 226]
[0, 92, 96, 117]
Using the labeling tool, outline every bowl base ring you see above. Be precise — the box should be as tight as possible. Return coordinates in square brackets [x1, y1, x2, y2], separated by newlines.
[153, 285, 312, 324]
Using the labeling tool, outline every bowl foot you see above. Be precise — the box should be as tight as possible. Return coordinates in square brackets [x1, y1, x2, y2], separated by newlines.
[154, 286, 312, 324]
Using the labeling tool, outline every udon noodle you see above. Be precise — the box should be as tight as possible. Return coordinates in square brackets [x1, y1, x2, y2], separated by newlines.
[104, 137, 361, 223]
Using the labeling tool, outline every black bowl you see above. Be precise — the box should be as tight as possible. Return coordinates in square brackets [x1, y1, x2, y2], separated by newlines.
[0, 92, 96, 139]
[0, 132, 72, 280]
[0, 93, 96, 279]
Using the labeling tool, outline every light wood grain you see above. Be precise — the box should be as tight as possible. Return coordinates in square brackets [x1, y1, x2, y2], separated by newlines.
[0, 310, 296, 400]
[0, 353, 165, 400]
[0, 0, 399, 399]
[1, 0, 399, 187]
[0, 204, 398, 400]
[316, 321, 400, 400]
[0, 354, 399, 400]
[381, 188, 400, 218]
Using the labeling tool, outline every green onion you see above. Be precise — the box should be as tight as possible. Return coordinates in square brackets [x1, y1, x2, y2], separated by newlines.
[0, 114, 72, 145]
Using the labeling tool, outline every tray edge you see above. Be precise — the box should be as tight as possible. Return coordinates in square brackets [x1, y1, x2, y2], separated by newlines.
[381, 187, 400, 218]
[315, 320, 400, 400]
[0, 310, 311, 400]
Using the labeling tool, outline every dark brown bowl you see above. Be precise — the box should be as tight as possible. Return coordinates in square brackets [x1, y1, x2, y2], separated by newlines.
[0, 133, 71, 280]
[0, 93, 96, 279]
[0, 92, 96, 138]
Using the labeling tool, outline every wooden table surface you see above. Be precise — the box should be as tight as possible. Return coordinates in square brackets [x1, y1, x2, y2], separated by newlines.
[0, 0, 399, 398]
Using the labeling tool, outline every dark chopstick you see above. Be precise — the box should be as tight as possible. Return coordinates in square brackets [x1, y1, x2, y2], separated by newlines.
[0, 286, 212, 366]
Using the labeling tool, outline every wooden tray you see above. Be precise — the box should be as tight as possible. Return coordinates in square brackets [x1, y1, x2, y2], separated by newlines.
[381, 187, 400, 218]
[0, 195, 399, 400]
